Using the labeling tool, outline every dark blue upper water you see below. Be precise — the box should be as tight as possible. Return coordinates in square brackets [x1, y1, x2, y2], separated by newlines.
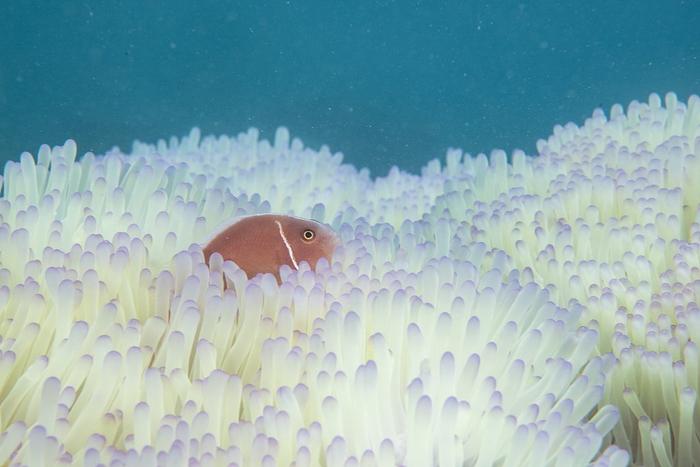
[1, 1, 699, 176]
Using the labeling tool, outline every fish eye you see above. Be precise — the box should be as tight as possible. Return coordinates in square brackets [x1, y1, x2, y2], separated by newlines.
[302, 229, 315, 241]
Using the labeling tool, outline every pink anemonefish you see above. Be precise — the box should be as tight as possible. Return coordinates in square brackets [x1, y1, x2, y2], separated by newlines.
[203, 214, 340, 282]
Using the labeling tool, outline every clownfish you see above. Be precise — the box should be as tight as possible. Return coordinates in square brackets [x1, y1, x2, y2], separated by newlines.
[202, 214, 340, 282]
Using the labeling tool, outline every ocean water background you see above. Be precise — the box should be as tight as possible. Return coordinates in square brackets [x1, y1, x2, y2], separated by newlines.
[1, 1, 699, 176]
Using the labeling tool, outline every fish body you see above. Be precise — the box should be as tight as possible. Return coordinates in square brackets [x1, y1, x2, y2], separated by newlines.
[203, 214, 339, 281]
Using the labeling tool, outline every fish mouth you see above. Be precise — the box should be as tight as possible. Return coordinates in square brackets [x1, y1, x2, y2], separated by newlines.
[324, 233, 341, 259]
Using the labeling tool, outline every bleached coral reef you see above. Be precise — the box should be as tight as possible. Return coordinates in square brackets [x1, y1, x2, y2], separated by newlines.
[0, 92, 698, 466]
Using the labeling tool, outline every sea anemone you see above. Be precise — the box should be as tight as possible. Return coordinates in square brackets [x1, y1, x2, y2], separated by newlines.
[1, 92, 697, 465]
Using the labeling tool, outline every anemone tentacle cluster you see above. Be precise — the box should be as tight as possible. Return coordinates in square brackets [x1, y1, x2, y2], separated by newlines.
[0, 92, 698, 466]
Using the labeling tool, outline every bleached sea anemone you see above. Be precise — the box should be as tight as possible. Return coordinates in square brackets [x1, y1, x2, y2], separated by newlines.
[0, 92, 697, 466]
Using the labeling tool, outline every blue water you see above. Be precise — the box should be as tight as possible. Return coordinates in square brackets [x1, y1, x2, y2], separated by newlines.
[1, 1, 699, 176]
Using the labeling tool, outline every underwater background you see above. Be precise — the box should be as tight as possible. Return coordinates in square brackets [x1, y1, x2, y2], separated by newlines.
[4, 2, 700, 466]
[1, 0, 699, 175]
